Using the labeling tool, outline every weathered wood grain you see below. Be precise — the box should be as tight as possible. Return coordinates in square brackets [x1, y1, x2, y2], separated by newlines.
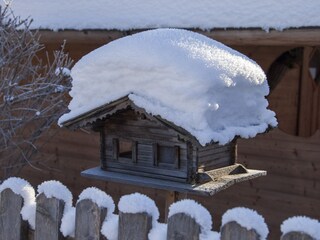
[220, 221, 260, 240]
[0, 188, 28, 240]
[167, 213, 201, 240]
[75, 199, 107, 240]
[35, 193, 65, 240]
[281, 231, 314, 240]
[39, 29, 320, 47]
[118, 212, 152, 240]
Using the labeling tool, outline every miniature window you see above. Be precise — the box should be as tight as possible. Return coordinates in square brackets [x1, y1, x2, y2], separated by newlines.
[119, 139, 133, 159]
[154, 144, 180, 169]
[113, 138, 136, 162]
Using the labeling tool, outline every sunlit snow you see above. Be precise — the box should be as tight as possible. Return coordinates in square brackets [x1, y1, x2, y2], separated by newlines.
[59, 29, 277, 145]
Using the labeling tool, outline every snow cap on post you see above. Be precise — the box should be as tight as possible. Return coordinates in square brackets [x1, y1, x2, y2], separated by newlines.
[118, 192, 159, 226]
[0, 177, 36, 229]
[59, 28, 277, 145]
[168, 199, 212, 236]
[281, 216, 320, 240]
[221, 207, 269, 240]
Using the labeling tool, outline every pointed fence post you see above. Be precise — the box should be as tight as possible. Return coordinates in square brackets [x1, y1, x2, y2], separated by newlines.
[75, 199, 107, 240]
[221, 221, 260, 240]
[35, 193, 65, 240]
[281, 232, 314, 240]
[0, 188, 28, 240]
[167, 213, 201, 240]
[118, 212, 152, 240]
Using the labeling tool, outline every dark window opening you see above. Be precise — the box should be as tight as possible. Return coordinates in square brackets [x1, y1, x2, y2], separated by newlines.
[119, 139, 133, 159]
[154, 144, 180, 169]
[158, 146, 176, 164]
[113, 138, 136, 162]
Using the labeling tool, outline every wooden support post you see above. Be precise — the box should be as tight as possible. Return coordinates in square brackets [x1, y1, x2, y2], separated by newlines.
[35, 193, 65, 240]
[298, 47, 314, 137]
[164, 191, 177, 222]
[75, 199, 107, 240]
[220, 221, 260, 240]
[118, 212, 152, 240]
[0, 189, 28, 240]
[281, 232, 314, 240]
[167, 213, 201, 240]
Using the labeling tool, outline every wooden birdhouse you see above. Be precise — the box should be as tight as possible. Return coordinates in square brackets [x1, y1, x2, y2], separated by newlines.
[59, 29, 277, 195]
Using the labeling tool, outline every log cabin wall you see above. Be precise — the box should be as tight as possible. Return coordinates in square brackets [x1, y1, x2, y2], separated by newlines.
[98, 109, 190, 182]
[198, 142, 236, 172]
[14, 29, 320, 239]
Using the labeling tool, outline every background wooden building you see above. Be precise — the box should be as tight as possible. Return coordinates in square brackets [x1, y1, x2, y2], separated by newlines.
[2, 2, 320, 239]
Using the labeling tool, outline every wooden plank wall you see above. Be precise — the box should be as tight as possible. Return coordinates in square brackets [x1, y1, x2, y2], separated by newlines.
[15, 31, 320, 239]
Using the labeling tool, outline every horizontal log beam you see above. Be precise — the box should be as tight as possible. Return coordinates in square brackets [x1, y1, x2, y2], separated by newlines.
[37, 28, 320, 46]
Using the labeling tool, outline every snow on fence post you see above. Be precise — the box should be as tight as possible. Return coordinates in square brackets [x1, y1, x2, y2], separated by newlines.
[35, 193, 65, 240]
[221, 221, 260, 240]
[75, 199, 107, 240]
[167, 199, 213, 240]
[118, 193, 159, 240]
[220, 207, 269, 240]
[75, 187, 114, 240]
[0, 188, 28, 240]
[167, 212, 200, 240]
[35, 181, 73, 240]
[281, 232, 314, 240]
[0, 177, 36, 240]
[280, 216, 320, 240]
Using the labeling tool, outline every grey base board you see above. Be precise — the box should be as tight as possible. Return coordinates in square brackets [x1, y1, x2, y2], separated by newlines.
[81, 166, 266, 196]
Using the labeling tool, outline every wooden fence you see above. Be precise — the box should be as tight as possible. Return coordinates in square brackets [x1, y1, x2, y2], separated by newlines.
[0, 178, 318, 240]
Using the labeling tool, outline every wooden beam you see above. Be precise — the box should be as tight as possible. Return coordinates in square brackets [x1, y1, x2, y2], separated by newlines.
[298, 47, 314, 136]
[38, 28, 320, 46]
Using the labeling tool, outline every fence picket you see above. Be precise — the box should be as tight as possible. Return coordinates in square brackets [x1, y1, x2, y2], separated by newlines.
[220, 221, 260, 240]
[75, 199, 107, 240]
[118, 212, 152, 240]
[35, 193, 65, 240]
[0, 188, 28, 240]
[167, 213, 201, 240]
[0, 177, 318, 240]
[281, 232, 314, 240]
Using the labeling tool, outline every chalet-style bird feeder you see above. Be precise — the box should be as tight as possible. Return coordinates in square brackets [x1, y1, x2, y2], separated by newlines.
[59, 29, 277, 196]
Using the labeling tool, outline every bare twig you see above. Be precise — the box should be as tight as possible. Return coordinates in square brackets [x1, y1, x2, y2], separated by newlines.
[0, 6, 73, 178]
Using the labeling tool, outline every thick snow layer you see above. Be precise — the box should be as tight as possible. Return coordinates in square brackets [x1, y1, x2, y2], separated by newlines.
[0, 177, 36, 229]
[37, 180, 73, 209]
[148, 222, 167, 240]
[201, 231, 220, 240]
[77, 187, 115, 219]
[4, 0, 320, 31]
[281, 216, 320, 240]
[60, 207, 76, 238]
[118, 192, 160, 226]
[221, 207, 269, 240]
[59, 29, 276, 145]
[60, 187, 115, 238]
[101, 214, 119, 240]
[37, 180, 73, 231]
[168, 199, 212, 235]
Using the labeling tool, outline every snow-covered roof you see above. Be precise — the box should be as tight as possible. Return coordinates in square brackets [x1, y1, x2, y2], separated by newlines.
[59, 29, 277, 145]
[4, 0, 320, 31]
